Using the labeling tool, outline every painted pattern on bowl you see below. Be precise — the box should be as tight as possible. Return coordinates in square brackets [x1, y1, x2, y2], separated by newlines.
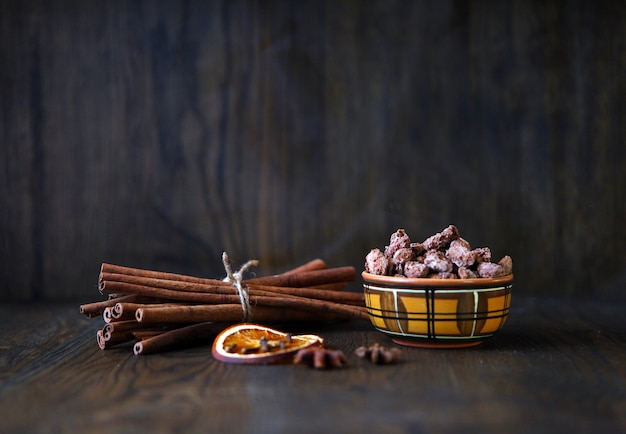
[362, 272, 513, 348]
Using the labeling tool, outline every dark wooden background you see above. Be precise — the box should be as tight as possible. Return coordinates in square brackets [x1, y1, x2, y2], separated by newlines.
[1, 0, 625, 302]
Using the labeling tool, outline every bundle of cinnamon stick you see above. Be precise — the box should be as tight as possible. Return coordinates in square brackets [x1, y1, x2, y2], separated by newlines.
[80, 256, 367, 355]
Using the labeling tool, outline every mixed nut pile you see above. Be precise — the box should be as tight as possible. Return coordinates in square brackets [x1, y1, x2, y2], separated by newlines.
[365, 225, 513, 279]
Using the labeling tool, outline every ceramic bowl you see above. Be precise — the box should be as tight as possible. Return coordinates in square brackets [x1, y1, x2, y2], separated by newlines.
[362, 271, 513, 348]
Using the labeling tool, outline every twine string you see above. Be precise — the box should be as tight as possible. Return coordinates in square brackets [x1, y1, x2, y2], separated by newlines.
[222, 252, 259, 321]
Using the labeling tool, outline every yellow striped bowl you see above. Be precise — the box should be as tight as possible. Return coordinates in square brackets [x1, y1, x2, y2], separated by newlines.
[362, 271, 513, 348]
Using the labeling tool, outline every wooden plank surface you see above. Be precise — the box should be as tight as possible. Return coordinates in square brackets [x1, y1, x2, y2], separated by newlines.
[1, 296, 625, 433]
[1, 1, 625, 301]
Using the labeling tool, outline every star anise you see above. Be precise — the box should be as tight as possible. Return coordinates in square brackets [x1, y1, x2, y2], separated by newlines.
[293, 347, 347, 369]
[355, 343, 401, 364]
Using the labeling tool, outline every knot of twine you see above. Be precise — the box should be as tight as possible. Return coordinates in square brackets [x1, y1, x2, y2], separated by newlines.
[222, 252, 259, 321]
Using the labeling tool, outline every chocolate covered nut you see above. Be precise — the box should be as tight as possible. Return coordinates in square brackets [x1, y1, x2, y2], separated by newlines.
[384, 229, 411, 258]
[410, 242, 426, 256]
[446, 239, 475, 268]
[498, 255, 513, 275]
[472, 247, 492, 264]
[424, 250, 453, 273]
[477, 262, 506, 278]
[454, 238, 471, 249]
[458, 267, 478, 279]
[422, 225, 460, 251]
[365, 248, 390, 275]
[392, 247, 416, 274]
[403, 261, 429, 278]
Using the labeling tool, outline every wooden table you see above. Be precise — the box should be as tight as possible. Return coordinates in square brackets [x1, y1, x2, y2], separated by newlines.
[1, 296, 625, 433]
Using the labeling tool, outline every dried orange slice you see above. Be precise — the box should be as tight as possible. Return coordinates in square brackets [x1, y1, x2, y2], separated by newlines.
[212, 323, 324, 364]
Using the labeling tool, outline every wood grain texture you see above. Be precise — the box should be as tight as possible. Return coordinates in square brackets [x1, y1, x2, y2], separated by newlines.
[1, 297, 625, 433]
[1, 1, 625, 300]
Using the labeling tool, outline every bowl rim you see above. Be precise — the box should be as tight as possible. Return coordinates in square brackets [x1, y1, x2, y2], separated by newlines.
[361, 271, 514, 287]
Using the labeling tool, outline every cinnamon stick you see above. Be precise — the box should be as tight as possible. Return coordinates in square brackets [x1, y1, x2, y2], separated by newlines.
[103, 320, 141, 334]
[102, 328, 138, 345]
[134, 295, 368, 324]
[97, 329, 136, 349]
[308, 282, 347, 291]
[247, 266, 356, 287]
[103, 307, 115, 323]
[133, 322, 221, 355]
[80, 294, 153, 317]
[112, 302, 186, 320]
[132, 330, 166, 340]
[135, 303, 354, 325]
[96, 330, 107, 349]
[280, 258, 327, 274]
